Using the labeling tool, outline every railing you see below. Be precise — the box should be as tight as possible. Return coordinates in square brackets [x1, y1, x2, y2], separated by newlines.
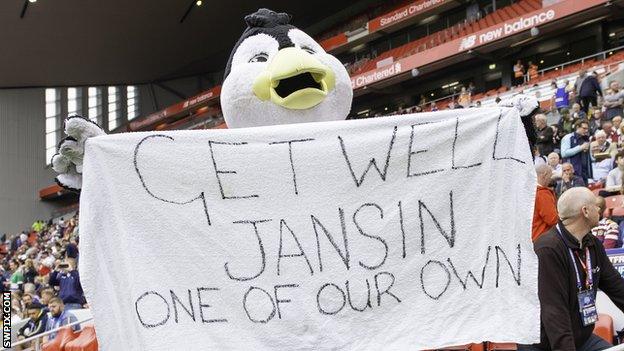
[425, 47, 624, 110]
[10, 317, 92, 351]
[538, 44, 624, 78]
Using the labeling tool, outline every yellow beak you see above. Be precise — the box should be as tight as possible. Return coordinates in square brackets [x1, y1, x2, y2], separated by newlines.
[252, 47, 336, 110]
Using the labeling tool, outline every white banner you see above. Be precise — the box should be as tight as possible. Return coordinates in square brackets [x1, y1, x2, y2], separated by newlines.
[79, 107, 539, 350]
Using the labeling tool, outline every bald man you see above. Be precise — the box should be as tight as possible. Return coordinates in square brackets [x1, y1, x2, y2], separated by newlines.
[535, 114, 555, 156]
[532, 164, 557, 241]
[521, 188, 624, 350]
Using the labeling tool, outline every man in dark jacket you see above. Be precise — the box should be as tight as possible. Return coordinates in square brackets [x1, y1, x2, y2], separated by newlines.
[18, 302, 49, 340]
[48, 261, 85, 310]
[535, 113, 555, 156]
[561, 121, 592, 183]
[520, 187, 624, 350]
[575, 69, 603, 114]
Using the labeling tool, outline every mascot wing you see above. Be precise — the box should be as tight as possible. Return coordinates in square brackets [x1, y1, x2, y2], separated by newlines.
[51, 116, 106, 191]
[498, 93, 540, 154]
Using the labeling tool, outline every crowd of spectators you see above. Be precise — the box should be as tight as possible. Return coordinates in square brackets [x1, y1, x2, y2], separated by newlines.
[532, 72, 624, 249]
[0, 213, 85, 343]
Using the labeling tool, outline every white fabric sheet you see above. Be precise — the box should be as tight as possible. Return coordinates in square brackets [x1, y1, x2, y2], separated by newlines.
[79, 107, 539, 350]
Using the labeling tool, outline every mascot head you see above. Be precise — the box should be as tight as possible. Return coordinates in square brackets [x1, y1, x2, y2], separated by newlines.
[221, 8, 353, 128]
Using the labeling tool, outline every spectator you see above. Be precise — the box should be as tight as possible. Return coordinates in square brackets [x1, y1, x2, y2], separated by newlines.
[48, 260, 85, 310]
[570, 103, 586, 120]
[547, 152, 562, 179]
[561, 120, 592, 183]
[618, 120, 624, 149]
[45, 297, 80, 339]
[430, 102, 438, 112]
[513, 60, 525, 86]
[604, 81, 624, 119]
[467, 81, 476, 95]
[555, 162, 586, 197]
[18, 302, 49, 340]
[527, 187, 624, 350]
[11, 295, 23, 318]
[534, 146, 547, 165]
[65, 239, 78, 261]
[594, 129, 617, 157]
[23, 259, 37, 284]
[558, 109, 575, 136]
[589, 140, 613, 183]
[37, 251, 53, 276]
[575, 69, 603, 113]
[591, 196, 622, 249]
[457, 86, 471, 108]
[532, 164, 558, 241]
[588, 108, 603, 136]
[9, 258, 24, 290]
[10, 234, 21, 252]
[418, 95, 427, 107]
[613, 115, 622, 137]
[552, 79, 571, 112]
[22, 292, 35, 307]
[603, 151, 624, 195]
[40, 288, 55, 307]
[527, 61, 538, 82]
[550, 124, 561, 151]
[601, 120, 617, 147]
[535, 114, 555, 156]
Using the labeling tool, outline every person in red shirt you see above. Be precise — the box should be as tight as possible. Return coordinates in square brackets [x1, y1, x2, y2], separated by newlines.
[533, 164, 558, 241]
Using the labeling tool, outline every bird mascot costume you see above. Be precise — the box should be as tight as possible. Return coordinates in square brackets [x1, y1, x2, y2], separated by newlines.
[50, 8, 540, 350]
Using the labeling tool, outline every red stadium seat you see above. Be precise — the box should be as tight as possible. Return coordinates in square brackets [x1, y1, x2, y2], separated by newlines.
[64, 325, 99, 351]
[526, 0, 542, 10]
[510, 4, 523, 16]
[426, 343, 485, 351]
[517, 1, 533, 13]
[492, 11, 504, 24]
[501, 8, 512, 21]
[593, 314, 614, 345]
[587, 182, 604, 191]
[486, 342, 517, 350]
[604, 195, 624, 217]
[42, 326, 79, 351]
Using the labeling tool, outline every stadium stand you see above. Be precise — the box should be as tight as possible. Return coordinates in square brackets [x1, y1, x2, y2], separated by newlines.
[347, 0, 544, 75]
[4, 0, 624, 349]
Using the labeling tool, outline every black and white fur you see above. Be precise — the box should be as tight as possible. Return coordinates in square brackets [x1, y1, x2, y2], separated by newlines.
[220, 8, 353, 128]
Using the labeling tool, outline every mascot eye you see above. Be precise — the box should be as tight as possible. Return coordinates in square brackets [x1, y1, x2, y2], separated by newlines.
[301, 46, 316, 54]
[249, 53, 269, 63]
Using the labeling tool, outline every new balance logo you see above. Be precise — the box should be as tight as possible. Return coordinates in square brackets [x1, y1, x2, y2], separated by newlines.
[458, 35, 476, 51]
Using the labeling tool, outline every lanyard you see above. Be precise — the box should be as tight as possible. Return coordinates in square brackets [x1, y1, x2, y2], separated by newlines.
[555, 224, 593, 291]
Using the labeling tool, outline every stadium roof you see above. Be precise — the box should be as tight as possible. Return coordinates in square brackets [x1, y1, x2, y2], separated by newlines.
[0, 0, 369, 88]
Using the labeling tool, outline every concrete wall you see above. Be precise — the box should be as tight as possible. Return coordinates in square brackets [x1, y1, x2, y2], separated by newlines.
[0, 88, 59, 234]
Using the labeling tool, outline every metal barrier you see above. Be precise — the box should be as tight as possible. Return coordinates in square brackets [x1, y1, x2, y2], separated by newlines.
[538, 44, 624, 77]
[10, 317, 92, 351]
[417, 46, 624, 111]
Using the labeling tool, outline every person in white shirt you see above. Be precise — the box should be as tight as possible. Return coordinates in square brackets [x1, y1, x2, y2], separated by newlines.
[604, 151, 624, 195]
[590, 130, 616, 181]
[548, 152, 563, 179]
